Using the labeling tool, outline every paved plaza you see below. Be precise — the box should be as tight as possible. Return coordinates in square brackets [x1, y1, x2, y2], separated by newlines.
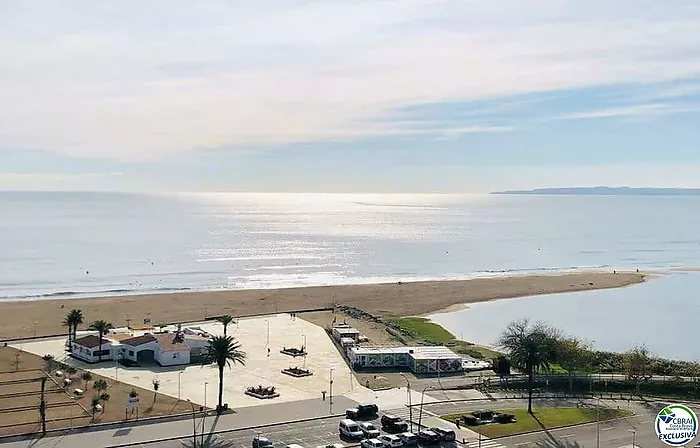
[12, 313, 433, 410]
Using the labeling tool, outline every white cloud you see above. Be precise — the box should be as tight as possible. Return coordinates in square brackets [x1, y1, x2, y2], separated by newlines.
[1, 0, 700, 160]
[557, 103, 700, 120]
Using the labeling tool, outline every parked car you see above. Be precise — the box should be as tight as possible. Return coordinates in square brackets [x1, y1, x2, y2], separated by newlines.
[398, 432, 418, 446]
[360, 422, 381, 439]
[378, 434, 403, 448]
[253, 436, 274, 448]
[339, 419, 364, 440]
[361, 439, 385, 448]
[429, 427, 456, 442]
[317, 445, 344, 448]
[381, 414, 409, 433]
[417, 431, 440, 445]
[346, 403, 379, 420]
[286, 445, 304, 448]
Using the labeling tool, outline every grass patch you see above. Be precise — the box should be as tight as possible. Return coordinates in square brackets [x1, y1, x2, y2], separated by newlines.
[441, 407, 633, 438]
[387, 317, 455, 343]
[386, 317, 502, 358]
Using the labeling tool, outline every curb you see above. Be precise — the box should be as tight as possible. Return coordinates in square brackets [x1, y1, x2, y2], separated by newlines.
[488, 413, 639, 441]
[104, 412, 347, 448]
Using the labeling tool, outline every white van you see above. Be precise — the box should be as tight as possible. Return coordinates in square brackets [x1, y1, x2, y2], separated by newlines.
[339, 419, 363, 439]
[286, 445, 304, 448]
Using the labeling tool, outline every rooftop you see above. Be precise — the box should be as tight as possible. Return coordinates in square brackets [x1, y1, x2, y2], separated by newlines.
[120, 334, 157, 347]
[154, 333, 189, 352]
[350, 345, 460, 359]
[73, 334, 110, 349]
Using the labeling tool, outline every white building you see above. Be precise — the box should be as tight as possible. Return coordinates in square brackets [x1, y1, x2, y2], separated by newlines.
[71, 335, 113, 363]
[71, 329, 208, 366]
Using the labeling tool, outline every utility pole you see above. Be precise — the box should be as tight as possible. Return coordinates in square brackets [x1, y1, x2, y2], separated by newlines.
[596, 397, 601, 448]
[400, 374, 413, 432]
[329, 368, 334, 414]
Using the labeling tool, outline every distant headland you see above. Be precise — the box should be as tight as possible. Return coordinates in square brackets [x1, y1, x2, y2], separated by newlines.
[492, 186, 700, 196]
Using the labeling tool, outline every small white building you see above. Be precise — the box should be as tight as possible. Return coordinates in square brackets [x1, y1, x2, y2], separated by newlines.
[332, 326, 360, 342]
[71, 335, 113, 363]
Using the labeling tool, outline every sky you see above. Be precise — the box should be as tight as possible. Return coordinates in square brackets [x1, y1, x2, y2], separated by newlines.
[1, 0, 700, 193]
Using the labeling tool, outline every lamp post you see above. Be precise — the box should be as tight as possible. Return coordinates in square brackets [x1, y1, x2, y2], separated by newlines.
[187, 398, 197, 448]
[400, 373, 413, 432]
[201, 382, 209, 446]
[266, 320, 270, 346]
[596, 397, 601, 448]
[628, 429, 636, 447]
[114, 353, 123, 382]
[329, 368, 334, 414]
[178, 371, 184, 401]
[418, 385, 435, 430]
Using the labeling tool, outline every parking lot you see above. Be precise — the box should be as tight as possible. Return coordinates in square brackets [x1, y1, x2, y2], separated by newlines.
[140, 413, 462, 448]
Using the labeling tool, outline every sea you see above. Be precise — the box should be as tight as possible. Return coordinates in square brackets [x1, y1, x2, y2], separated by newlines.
[1, 191, 699, 359]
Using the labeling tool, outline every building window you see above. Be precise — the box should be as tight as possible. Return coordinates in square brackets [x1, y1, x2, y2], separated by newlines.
[128, 350, 134, 356]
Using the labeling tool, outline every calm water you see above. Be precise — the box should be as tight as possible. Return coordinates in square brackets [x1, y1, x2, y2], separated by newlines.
[1, 192, 700, 303]
[429, 272, 700, 361]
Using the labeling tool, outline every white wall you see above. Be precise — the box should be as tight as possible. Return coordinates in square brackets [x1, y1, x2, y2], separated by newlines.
[72, 342, 113, 363]
[156, 349, 190, 366]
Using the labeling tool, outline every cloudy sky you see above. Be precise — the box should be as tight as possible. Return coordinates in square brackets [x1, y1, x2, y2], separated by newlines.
[2, 0, 700, 192]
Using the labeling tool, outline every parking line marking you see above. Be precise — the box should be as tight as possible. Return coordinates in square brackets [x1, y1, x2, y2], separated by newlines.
[601, 427, 615, 431]
[515, 442, 530, 446]
[560, 434, 576, 438]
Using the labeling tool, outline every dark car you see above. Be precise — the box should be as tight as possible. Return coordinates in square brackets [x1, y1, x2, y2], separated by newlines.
[346, 403, 379, 420]
[253, 436, 274, 448]
[429, 427, 456, 442]
[381, 414, 409, 433]
[417, 431, 440, 445]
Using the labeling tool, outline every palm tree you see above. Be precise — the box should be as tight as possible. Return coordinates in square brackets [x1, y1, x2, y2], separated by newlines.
[216, 315, 235, 336]
[202, 336, 246, 414]
[65, 366, 77, 378]
[152, 378, 160, 403]
[88, 320, 113, 362]
[91, 396, 101, 420]
[181, 436, 234, 448]
[62, 309, 84, 350]
[42, 354, 55, 373]
[81, 371, 93, 390]
[499, 319, 559, 414]
[534, 437, 582, 448]
[99, 392, 110, 412]
[93, 379, 108, 394]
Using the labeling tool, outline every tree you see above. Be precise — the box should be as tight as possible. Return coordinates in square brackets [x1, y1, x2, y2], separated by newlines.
[62, 309, 84, 350]
[42, 354, 55, 373]
[91, 396, 101, 419]
[625, 345, 652, 394]
[534, 438, 582, 448]
[93, 379, 108, 394]
[99, 392, 110, 411]
[216, 315, 235, 336]
[181, 436, 235, 448]
[202, 335, 246, 414]
[129, 388, 139, 398]
[39, 376, 47, 435]
[554, 337, 591, 393]
[87, 320, 113, 362]
[499, 319, 560, 414]
[65, 366, 77, 378]
[81, 371, 93, 389]
[152, 378, 160, 403]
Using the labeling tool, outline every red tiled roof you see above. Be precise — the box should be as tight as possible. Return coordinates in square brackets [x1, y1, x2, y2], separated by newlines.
[154, 333, 190, 352]
[73, 334, 109, 349]
[121, 334, 157, 347]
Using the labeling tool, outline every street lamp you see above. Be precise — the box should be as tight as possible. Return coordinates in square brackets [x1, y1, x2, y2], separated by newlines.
[596, 397, 601, 448]
[114, 353, 123, 382]
[178, 371, 184, 400]
[418, 385, 436, 430]
[186, 398, 197, 448]
[202, 382, 209, 446]
[329, 368, 334, 414]
[628, 429, 636, 448]
[400, 373, 413, 432]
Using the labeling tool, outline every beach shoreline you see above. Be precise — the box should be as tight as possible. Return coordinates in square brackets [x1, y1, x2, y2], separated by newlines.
[0, 271, 648, 340]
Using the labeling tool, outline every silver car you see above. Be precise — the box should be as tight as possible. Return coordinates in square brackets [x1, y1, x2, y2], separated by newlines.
[360, 422, 381, 439]
[378, 434, 403, 448]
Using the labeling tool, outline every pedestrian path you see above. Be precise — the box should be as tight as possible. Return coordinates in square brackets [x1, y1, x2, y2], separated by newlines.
[462, 438, 508, 448]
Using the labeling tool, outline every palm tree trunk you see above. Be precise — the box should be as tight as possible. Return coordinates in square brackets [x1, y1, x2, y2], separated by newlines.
[527, 364, 534, 414]
[67, 324, 72, 351]
[218, 364, 224, 414]
[40, 377, 47, 435]
[223, 325, 228, 336]
[98, 337, 103, 362]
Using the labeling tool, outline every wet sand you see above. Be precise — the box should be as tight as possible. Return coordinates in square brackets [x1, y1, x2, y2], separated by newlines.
[0, 271, 647, 340]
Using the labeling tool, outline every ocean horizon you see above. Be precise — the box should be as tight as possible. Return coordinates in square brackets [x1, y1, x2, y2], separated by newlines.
[2, 191, 699, 300]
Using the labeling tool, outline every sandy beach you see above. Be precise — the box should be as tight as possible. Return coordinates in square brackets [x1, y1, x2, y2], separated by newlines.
[0, 271, 646, 340]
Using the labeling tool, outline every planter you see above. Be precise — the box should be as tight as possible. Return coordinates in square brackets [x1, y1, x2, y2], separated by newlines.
[245, 386, 279, 400]
[280, 347, 307, 357]
[282, 367, 313, 378]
